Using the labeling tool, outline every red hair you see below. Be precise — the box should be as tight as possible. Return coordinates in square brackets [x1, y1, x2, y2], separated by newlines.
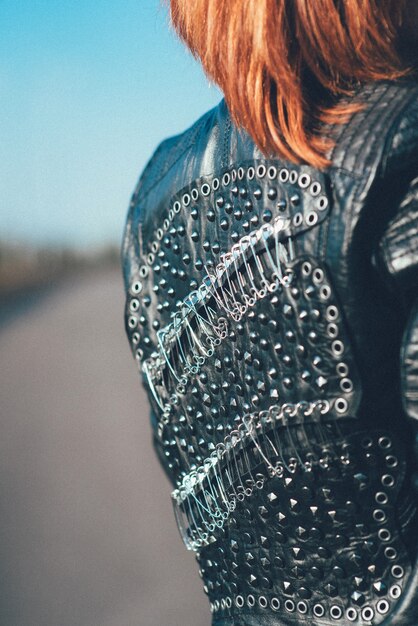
[169, 0, 410, 168]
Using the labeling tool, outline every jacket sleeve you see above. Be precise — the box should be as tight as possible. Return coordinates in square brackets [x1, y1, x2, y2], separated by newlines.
[374, 175, 418, 421]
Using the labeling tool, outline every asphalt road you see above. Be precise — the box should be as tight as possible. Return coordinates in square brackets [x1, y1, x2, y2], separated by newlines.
[0, 268, 210, 626]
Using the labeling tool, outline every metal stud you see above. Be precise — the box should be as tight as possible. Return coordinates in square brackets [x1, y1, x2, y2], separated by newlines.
[318, 195, 329, 210]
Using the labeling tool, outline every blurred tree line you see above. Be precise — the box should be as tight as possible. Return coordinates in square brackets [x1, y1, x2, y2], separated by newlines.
[0, 241, 121, 294]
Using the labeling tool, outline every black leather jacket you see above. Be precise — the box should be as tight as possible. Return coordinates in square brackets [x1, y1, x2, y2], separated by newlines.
[122, 80, 418, 625]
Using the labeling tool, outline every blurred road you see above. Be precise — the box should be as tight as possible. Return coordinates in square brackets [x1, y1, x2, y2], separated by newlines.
[0, 268, 210, 626]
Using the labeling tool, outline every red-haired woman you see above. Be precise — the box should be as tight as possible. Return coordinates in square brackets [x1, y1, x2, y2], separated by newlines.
[122, 2, 418, 624]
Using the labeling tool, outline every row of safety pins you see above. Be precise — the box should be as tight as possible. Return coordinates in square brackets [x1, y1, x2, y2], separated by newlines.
[172, 399, 349, 551]
[203, 215, 295, 323]
[143, 215, 295, 419]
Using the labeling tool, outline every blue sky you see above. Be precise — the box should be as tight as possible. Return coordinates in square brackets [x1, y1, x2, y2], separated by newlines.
[0, 0, 222, 248]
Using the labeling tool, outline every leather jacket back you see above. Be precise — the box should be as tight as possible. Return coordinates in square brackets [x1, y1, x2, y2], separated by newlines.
[122, 80, 418, 625]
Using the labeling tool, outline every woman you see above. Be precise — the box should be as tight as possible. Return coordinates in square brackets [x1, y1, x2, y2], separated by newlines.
[122, 1, 418, 623]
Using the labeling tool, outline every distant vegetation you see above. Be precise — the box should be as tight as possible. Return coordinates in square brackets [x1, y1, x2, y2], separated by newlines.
[0, 241, 121, 294]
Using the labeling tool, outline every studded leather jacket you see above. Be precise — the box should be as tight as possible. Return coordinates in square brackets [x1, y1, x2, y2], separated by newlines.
[122, 80, 418, 625]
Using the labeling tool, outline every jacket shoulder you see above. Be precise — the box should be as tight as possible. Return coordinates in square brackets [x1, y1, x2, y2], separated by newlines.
[330, 80, 418, 178]
[121, 99, 227, 288]
[130, 99, 228, 206]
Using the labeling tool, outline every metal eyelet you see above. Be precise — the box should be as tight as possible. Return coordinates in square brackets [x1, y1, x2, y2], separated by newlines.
[302, 261, 312, 275]
[156, 227, 164, 240]
[378, 528, 391, 542]
[135, 348, 143, 360]
[258, 596, 268, 609]
[336, 362, 349, 377]
[340, 377, 353, 393]
[313, 604, 325, 617]
[385, 546, 397, 560]
[163, 218, 170, 230]
[222, 172, 231, 186]
[377, 600, 390, 615]
[319, 284, 331, 300]
[326, 305, 339, 321]
[282, 599, 293, 612]
[374, 509, 387, 523]
[201, 183, 211, 196]
[129, 298, 140, 312]
[128, 316, 137, 329]
[191, 188, 199, 200]
[168, 208, 175, 221]
[382, 474, 395, 488]
[237, 167, 245, 180]
[289, 170, 298, 184]
[312, 267, 324, 283]
[327, 323, 339, 339]
[297, 601, 308, 614]
[131, 281, 143, 294]
[279, 168, 289, 182]
[257, 164, 266, 178]
[247, 594, 255, 607]
[235, 595, 244, 608]
[270, 597, 281, 611]
[330, 605, 343, 619]
[182, 194, 190, 207]
[318, 195, 329, 210]
[390, 585, 401, 599]
[293, 212, 303, 226]
[268, 165, 277, 179]
[231, 168, 237, 181]
[212, 177, 220, 190]
[331, 339, 345, 356]
[391, 565, 404, 579]
[298, 173, 311, 188]
[346, 607, 358, 621]
[132, 332, 140, 345]
[361, 607, 375, 622]
[139, 265, 149, 278]
[335, 397, 348, 414]
[376, 492, 389, 505]
[379, 436, 392, 450]
[247, 166, 255, 180]
[306, 211, 318, 226]
[147, 252, 155, 265]
[386, 455, 398, 468]
[310, 181, 321, 196]
[151, 241, 159, 253]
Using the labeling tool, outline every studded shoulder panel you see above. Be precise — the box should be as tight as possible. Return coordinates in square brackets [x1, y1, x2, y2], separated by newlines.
[125, 160, 362, 482]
